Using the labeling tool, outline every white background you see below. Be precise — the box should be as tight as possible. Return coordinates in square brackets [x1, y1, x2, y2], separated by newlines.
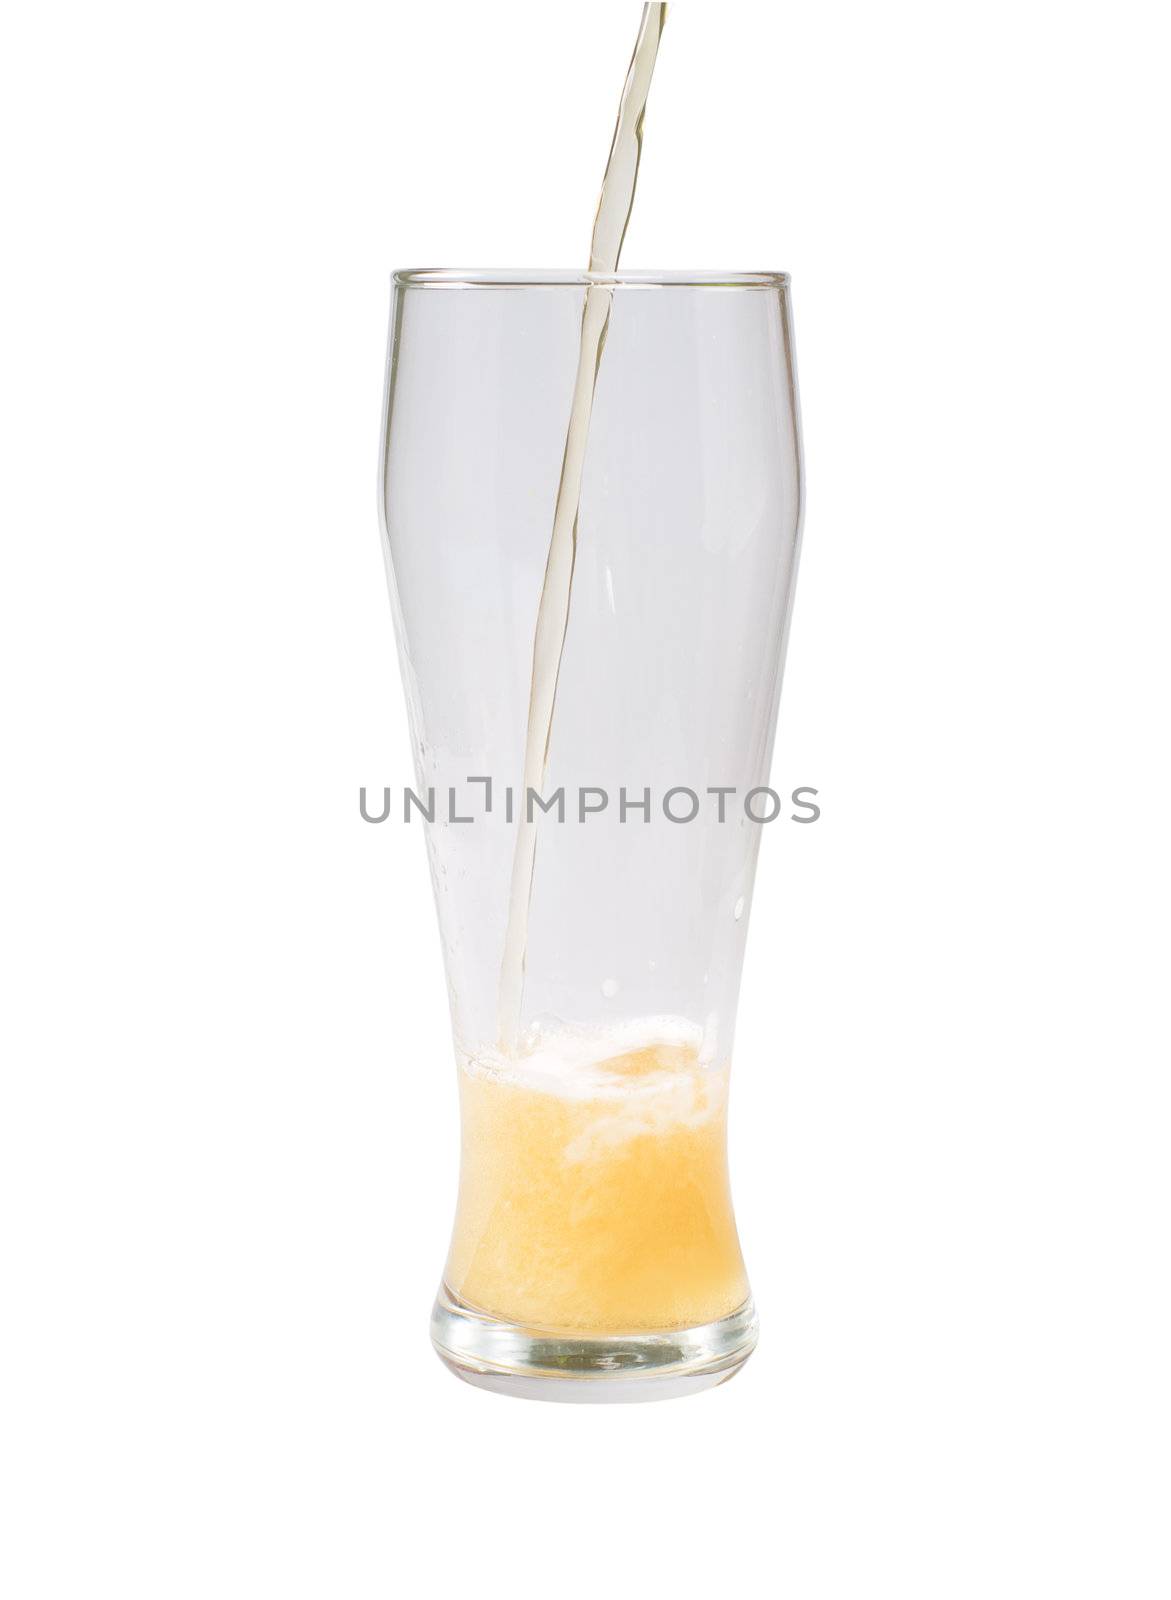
[2, 1, 1168, 1595]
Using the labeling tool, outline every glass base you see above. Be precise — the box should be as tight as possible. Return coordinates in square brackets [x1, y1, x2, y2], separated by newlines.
[431, 1284, 758, 1403]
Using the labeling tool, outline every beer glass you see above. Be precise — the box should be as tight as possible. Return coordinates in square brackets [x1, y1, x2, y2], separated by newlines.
[378, 270, 803, 1400]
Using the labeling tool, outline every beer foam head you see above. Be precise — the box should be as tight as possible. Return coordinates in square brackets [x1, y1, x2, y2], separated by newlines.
[460, 1014, 721, 1100]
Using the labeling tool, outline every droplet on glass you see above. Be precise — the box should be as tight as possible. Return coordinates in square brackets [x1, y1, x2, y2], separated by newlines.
[601, 977, 619, 999]
[733, 896, 745, 921]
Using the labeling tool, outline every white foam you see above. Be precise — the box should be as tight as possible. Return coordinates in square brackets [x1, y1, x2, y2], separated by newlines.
[459, 1014, 716, 1102]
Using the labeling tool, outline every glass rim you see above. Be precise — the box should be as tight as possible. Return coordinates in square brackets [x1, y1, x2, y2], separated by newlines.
[392, 268, 790, 291]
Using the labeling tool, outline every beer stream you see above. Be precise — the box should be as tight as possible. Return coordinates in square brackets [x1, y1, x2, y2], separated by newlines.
[498, 3, 668, 1049]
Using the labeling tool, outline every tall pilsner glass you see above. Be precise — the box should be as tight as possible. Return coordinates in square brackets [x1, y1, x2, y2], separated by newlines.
[378, 270, 803, 1400]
